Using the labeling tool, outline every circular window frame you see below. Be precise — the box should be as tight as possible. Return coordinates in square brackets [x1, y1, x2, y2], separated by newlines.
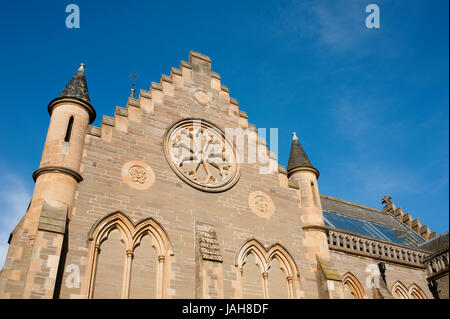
[163, 118, 240, 193]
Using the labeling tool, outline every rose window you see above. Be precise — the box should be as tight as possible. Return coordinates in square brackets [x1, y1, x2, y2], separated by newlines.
[164, 119, 239, 192]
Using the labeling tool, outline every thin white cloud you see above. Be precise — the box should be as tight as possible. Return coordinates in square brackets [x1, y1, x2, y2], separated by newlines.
[312, 2, 363, 49]
[330, 94, 398, 150]
[332, 101, 376, 142]
[348, 162, 421, 196]
[0, 172, 31, 269]
[271, 0, 388, 53]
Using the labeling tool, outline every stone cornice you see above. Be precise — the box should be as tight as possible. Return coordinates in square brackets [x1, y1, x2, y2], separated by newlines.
[48, 97, 96, 124]
[33, 166, 83, 183]
[189, 51, 211, 63]
[288, 166, 320, 179]
[238, 110, 248, 119]
[302, 225, 329, 234]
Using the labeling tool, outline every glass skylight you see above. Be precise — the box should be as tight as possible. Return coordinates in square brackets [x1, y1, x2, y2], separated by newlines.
[323, 211, 426, 247]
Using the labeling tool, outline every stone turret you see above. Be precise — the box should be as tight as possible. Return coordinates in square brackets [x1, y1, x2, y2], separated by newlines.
[40, 63, 95, 170]
[287, 132, 320, 208]
[287, 132, 344, 299]
[0, 64, 95, 298]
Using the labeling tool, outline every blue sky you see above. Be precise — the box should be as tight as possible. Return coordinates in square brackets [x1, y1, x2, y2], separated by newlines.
[0, 0, 448, 266]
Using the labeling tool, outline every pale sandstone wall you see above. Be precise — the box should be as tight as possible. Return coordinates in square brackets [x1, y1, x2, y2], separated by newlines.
[435, 273, 448, 299]
[330, 250, 431, 299]
[56, 53, 321, 299]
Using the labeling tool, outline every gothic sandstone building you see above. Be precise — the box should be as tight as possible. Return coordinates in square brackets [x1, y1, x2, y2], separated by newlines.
[0, 51, 448, 299]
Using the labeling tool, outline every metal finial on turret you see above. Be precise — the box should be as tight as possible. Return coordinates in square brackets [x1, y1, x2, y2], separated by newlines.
[78, 63, 85, 72]
[129, 71, 138, 98]
[292, 132, 298, 141]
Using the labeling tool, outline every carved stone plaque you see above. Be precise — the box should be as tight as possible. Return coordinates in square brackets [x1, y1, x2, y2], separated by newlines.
[38, 200, 67, 234]
[196, 222, 223, 262]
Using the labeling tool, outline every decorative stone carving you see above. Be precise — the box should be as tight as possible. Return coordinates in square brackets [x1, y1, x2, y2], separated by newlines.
[248, 191, 275, 218]
[164, 119, 240, 192]
[129, 165, 147, 184]
[196, 223, 223, 262]
[193, 88, 210, 105]
[121, 160, 155, 190]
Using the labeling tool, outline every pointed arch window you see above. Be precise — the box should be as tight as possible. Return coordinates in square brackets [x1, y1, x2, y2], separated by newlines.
[343, 273, 366, 299]
[86, 212, 173, 299]
[408, 284, 427, 299]
[392, 281, 409, 299]
[392, 282, 427, 299]
[235, 239, 299, 299]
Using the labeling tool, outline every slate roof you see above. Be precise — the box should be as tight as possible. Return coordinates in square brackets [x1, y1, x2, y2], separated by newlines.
[286, 133, 317, 175]
[419, 232, 449, 253]
[59, 64, 91, 104]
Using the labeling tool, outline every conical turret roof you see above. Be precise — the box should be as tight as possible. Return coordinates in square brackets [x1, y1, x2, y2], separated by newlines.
[286, 132, 318, 177]
[59, 63, 90, 103]
[48, 63, 96, 124]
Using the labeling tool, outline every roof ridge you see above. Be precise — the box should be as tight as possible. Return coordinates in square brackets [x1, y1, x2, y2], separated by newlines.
[320, 194, 382, 213]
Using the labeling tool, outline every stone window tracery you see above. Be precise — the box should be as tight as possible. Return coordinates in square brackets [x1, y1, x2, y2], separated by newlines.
[163, 119, 240, 192]
[342, 273, 366, 299]
[86, 212, 173, 299]
[392, 281, 410, 299]
[235, 239, 299, 299]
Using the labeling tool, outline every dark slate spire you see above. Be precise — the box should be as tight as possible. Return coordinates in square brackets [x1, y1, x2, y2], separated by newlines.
[48, 63, 96, 124]
[286, 132, 318, 177]
[59, 63, 90, 103]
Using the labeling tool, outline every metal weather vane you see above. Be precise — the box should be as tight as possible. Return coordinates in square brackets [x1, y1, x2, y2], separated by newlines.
[129, 71, 138, 98]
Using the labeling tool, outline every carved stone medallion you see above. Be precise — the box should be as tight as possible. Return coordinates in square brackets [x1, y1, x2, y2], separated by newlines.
[248, 191, 275, 218]
[163, 119, 240, 192]
[194, 88, 210, 105]
[121, 160, 155, 190]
